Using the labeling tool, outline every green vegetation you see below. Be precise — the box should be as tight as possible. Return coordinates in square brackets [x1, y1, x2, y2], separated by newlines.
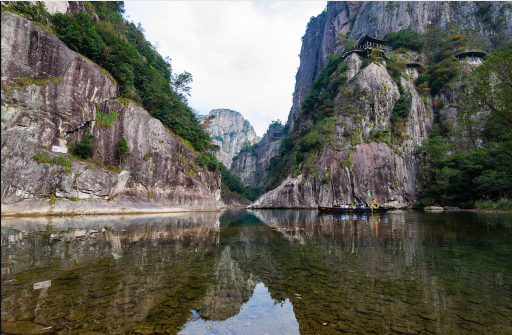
[195, 154, 222, 172]
[233, 141, 258, 161]
[95, 110, 119, 128]
[265, 53, 353, 191]
[416, 56, 461, 95]
[417, 49, 512, 208]
[33, 153, 72, 167]
[72, 134, 94, 159]
[221, 165, 244, 195]
[390, 96, 410, 124]
[7, 77, 63, 88]
[143, 152, 154, 161]
[3, 1, 216, 153]
[220, 163, 261, 201]
[104, 165, 123, 173]
[475, 198, 512, 210]
[384, 28, 425, 52]
[334, 32, 356, 50]
[15, 264, 60, 284]
[244, 186, 263, 202]
[116, 136, 129, 155]
[301, 53, 347, 120]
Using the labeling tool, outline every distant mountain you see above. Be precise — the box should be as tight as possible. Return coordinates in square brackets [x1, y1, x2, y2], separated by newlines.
[205, 109, 259, 169]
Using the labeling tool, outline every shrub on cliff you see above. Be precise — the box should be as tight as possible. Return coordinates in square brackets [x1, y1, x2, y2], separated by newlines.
[72, 135, 94, 159]
[195, 154, 222, 172]
[116, 137, 129, 155]
[421, 56, 461, 95]
[384, 29, 425, 52]
[221, 164, 244, 195]
[390, 96, 411, 124]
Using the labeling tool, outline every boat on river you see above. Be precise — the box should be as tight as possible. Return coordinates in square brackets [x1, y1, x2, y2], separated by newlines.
[318, 206, 388, 214]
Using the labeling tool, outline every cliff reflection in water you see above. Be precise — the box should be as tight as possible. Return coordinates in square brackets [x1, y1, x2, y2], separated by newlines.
[1, 210, 511, 334]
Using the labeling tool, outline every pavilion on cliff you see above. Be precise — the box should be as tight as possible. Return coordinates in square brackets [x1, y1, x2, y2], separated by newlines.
[342, 34, 390, 59]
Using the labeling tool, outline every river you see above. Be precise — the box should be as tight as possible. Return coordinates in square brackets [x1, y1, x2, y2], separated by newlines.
[1, 209, 511, 334]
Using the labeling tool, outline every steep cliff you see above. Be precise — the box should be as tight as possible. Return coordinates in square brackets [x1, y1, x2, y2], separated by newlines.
[1, 12, 223, 215]
[205, 109, 259, 169]
[253, 1, 510, 209]
[289, 1, 511, 128]
[230, 122, 283, 187]
[252, 58, 433, 208]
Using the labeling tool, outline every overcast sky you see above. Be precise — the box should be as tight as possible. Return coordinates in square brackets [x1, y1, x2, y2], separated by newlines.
[124, 1, 327, 136]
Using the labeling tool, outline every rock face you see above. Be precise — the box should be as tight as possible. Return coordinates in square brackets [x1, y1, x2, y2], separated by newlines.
[251, 60, 433, 209]
[1, 12, 223, 214]
[254, 1, 511, 209]
[230, 124, 283, 187]
[289, 1, 512, 129]
[205, 109, 259, 169]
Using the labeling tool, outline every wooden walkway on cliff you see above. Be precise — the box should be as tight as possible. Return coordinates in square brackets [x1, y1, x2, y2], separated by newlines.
[454, 50, 488, 60]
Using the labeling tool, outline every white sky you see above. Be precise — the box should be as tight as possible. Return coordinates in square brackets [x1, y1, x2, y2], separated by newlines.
[124, 1, 327, 136]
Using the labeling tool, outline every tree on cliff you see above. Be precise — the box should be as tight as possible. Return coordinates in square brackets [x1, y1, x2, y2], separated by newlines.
[334, 32, 356, 50]
[73, 135, 94, 159]
[116, 136, 131, 164]
[171, 71, 193, 100]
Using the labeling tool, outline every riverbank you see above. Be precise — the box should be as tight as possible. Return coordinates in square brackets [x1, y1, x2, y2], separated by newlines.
[0, 196, 222, 217]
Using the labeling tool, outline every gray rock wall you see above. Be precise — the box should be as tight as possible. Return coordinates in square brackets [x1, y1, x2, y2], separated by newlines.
[256, 0, 509, 209]
[205, 109, 259, 169]
[1, 12, 223, 214]
[288, 1, 511, 130]
[230, 124, 282, 187]
[251, 60, 434, 209]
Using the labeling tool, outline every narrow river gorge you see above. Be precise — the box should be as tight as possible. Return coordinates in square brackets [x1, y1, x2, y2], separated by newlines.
[1, 210, 511, 334]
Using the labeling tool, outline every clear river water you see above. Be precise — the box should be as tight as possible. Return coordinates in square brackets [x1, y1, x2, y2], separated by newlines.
[1, 209, 511, 334]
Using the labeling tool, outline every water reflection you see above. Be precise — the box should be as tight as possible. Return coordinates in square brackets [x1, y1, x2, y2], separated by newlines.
[1, 210, 511, 334]
[180, 283, 299, 335]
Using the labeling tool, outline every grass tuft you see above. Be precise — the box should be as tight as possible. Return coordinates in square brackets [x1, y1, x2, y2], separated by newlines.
[104, 165, 123, 173]
[33, 153, 72, 167]
[100, 69, 116, 85]
[95, 110, 119, 128]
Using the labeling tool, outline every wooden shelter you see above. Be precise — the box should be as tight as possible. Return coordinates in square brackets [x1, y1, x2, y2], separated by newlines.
[341, 34, 390, 59]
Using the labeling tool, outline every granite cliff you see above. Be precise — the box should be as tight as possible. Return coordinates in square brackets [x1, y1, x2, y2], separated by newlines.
[251, 1, 510, 209]
[252, 59, 432, 208]
[289, 1, 511, 129]
[205, 109, 259, 169]
[1, 11, 223, 215]
[230, 122, 283, 187]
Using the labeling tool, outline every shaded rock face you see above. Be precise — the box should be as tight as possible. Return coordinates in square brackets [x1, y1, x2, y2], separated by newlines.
[289, 1, 364, 130]
[220, 193, 251, 207]
[288, 1, 511, 129]
[230, 124, 283, 187]
[1, 12, 222, 213]
[251, 61, 434, 209]
[205, 109, 259, 169]
[350, 1, 511, 41]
